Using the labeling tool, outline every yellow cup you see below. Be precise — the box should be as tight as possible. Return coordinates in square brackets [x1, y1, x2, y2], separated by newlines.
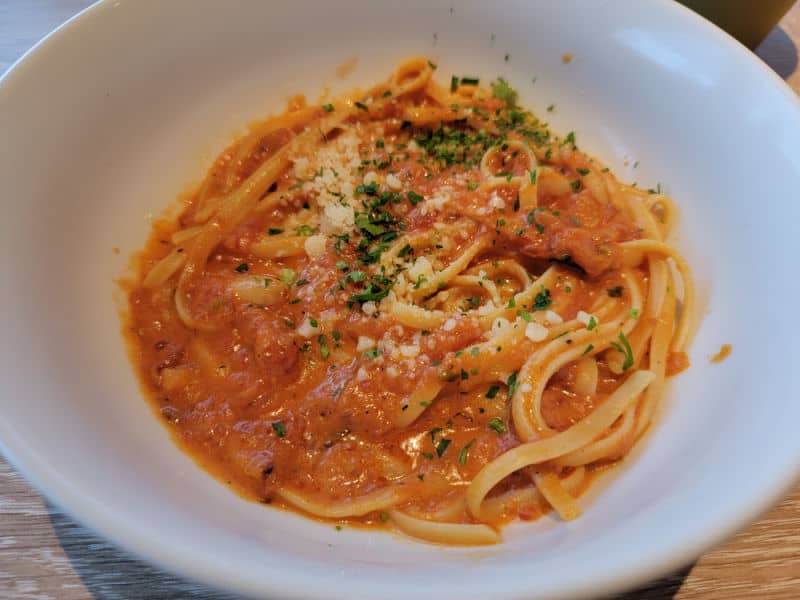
[678, 0, 796, 48]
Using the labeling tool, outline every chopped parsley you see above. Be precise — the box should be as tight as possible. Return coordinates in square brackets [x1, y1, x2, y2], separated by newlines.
[319, 335, 330, 359]
[530, 169, 537, 184]
[486, 384, 500, 399]
[582, 344, 594, 356]
[235, 263, 249, 273]
[267, 227, 284, 235]
[354, 101, 369, 112]
[491, 77, 517, 106]
[348, 277, 393, 306]
[629, 308, 641, 319]
[272, 422, 287, 437]
[587, 315, 597, 330]
[488, 417, 507, 434]
[379, 511, 390, 523]
[364, 348, 382, 359]
[280, 268, 297, 285]
[322, 103, 334, 112]
[460, 76, 480, 86]
[294, 224, 314, 236]
[506, 371, 520, 398]
[435, 438, 451, 458]
[563, 131, 577, 149]
[570, 179, 581, 192]
[533, 286, 552, 311]
[345, 270, 367, 283]
[458, 439, 476, 466]
[607, 286, 624, 298]
[610, 332, 634, 370]
[407, 190, 424, 205]
[355, 182, 379, 197]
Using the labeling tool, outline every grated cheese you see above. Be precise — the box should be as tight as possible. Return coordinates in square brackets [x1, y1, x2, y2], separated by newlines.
[525, 321, 548, 342]
[356, 336, 375, 352]
[321, 203, 355, 234]
[386, 173, 403, 190]
[399, 344, 420, 358]
[297, 317, 318, 338]
[545, 310, 563, 325]
[304, 234, 327, 258]
[408, 256, 434, 282]
[489, 192, 505, 210]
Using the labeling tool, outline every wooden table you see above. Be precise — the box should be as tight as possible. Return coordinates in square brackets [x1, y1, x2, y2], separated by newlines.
[1, 1, 799, 598]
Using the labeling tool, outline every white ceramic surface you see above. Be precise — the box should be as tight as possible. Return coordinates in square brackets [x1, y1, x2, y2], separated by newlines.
[1, 1, 799, 598]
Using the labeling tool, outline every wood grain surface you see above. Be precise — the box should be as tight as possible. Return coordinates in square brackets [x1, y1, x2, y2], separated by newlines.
[1, 1, 799, 598]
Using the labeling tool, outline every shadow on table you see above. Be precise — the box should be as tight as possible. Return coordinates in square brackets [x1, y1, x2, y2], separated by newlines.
[756, 25, 799, 79]
[47, 501, 239, 600]
[608, 564, 694, 599]
[48, 497, 695, 600]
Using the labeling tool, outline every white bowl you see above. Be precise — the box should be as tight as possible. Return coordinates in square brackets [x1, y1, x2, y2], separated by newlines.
[2, 1, 799, 598]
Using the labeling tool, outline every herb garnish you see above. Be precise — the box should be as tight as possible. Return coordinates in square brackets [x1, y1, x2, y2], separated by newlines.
[458, 439, 476, 466]
[488, 417, 507, 434]
[533, 286, 552, 311]
[610, 332, 634, 370]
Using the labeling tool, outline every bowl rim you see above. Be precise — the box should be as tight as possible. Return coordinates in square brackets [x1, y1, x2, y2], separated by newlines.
[2, 0, 800, 598]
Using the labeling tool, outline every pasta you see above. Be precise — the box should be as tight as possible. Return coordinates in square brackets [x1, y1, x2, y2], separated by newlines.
[124, 57, 694, 545]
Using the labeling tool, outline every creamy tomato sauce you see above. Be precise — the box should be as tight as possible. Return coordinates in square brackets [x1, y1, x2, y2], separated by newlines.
[124, 60, 692, 542]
